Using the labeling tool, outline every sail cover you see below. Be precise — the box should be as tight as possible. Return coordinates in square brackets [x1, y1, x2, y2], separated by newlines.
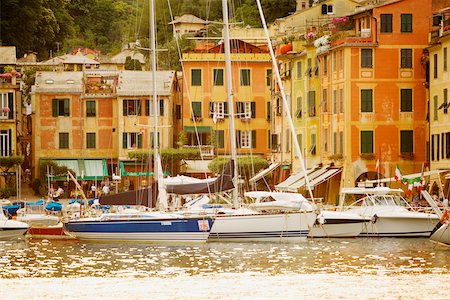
[165, 160, 235, 195]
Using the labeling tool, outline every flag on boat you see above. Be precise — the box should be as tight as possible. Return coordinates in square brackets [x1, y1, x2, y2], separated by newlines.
[395, 165, 402, 181]
[406, 181, 414, 197]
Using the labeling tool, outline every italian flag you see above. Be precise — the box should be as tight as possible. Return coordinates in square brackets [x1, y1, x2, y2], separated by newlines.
[395, 165, 402, 181]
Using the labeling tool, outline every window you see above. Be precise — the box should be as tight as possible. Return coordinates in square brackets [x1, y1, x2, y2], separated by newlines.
[323, 56, 328, 76]
[400, 49, 412, 68]
[213, 69, 224, 86]
[123, 99, 141, 116]
[434, 95, 439, 121]
[333, 90, 337, 114]
[360, 131, 373, 154]
[305, 58, 312, 75]
[333, 132, 337, 154]
[308, 91, 316, 117]
[401, 14, 412, 33]
[322, 4, 333, 14]
[297, 134, 303, 153]
[267, 101, 271, 120]
[0, 130, 11, 156]
[432, 134, 435, 161]
[266, 69, 272, 86]
[339, 50, 343, 70]
[59, 133, 69, 149]
[86, 100, 96, 117]
[400, 130, 413, 153]
[0, 93, 13, 119]
[86, 133, 96, 149]
[434, 53, 438, 79]
[217, 130, 225, 148]
[310, 133, 316, 155]
[324, 128, 328, 152]
[313, 59, 319, 76]
[446, 132, 450, 159]
[380, 14, 392, 33]
[191, 102, 202, 118]
[339, 89, 344, 113]
[339, 131, 343, 154]
[286, 129, 290, 152]
[145, 99, 164, 116]
[123, 132, 142, 149]
[52, 98, 70, 117]
[400, 89, 413, 112]
[150, 132, 160, 148]
[209, 102, 227, 119]
[444, 48, 448, 72]
[322, 89, 328, 112]
[237, 130, 255, 148]
[271, 133, 279, 150]
[176, 105, 181, 119]
[361, 89, 373, 112]
[296, 61, 302, 79]
[442, 132, 445, 159]
[295, 97, 302, 118]
[236, 101, 254, 118]
[437, 134, 440, 161]
[240, 69, 251, 86]
[361, 49, 373, 68]
[333, 52, 337, 72]
[191, 69, 202, 86]
[444, 89, 448, 114]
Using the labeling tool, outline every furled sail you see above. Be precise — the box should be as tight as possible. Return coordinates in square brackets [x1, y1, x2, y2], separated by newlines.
[165, 160, 235, 195]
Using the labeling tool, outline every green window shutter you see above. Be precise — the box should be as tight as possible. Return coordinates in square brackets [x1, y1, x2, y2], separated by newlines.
[191, 69, 201, 86]
[236, 130, 241, 148]
[192, 102, 201, 117]
[333, 132, 337, 154]
[380, 14, 392, 33]
[137, 100, 142, 116]
[122, 133, 127, 149]
[251, 102, 256, 118]
[400, 130, 413, 153]
[209, 102, 214, 117]
[145, 100, 150, 116]
[213, 69, 224, 86]
[224, 102, 228, 116]
[217, 130, 224, 148]
[7, 92, 14, 119]
[401, 14, 412, 32]
[401, 89, 412, 112]
[64, 99, 70, 116]
[361, 89, 373, 112]
[339, 131, 344, 154]
[52, 99, 58, 117]
[360, 131, 373, 153]
[137, 134, 143, 148]
[266, 69, 272, 86]
[252, 130, 257, 148]
[123, 100, 127, 116]
[361, 49, 372, 68]
[159, 99, 164, 116]
[266, 102, 271, 120]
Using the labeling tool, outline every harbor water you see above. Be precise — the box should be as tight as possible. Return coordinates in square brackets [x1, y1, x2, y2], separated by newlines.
[1, 237, 449, 299]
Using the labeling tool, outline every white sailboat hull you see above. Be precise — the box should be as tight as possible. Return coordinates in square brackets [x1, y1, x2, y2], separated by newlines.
[430, 223, 450, 245]
[209, 211, 316, 242]
[0, 220, 29, 240]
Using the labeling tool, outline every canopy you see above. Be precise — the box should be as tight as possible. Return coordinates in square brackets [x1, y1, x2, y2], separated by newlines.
[119, 161, 153, 177]
[184, 126, 212, 133]
[50, 159, 108, 180]
[249, 162, 280, 184]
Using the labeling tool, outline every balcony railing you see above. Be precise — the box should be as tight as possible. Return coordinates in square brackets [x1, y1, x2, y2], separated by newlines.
[183, 145, 214, 157]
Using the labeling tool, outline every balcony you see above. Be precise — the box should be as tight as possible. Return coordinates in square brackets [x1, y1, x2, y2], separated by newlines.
[331, 29, 375, 47]
[359, 112, 374, 122]
[84, 82, 116, 97]
[183, 145, 214, 157]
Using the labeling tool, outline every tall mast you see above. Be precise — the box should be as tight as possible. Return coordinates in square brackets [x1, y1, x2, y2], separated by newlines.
[255, 0, 315, 202]
[222, 0, 239, 208]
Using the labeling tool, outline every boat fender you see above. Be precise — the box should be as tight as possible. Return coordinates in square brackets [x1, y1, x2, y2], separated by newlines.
[371, 214, 378, 224]
[440, 210, 449, 224]
[318, 215, 325, 225]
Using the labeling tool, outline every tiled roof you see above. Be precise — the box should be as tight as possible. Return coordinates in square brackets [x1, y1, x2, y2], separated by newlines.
[117, 71, 175, 96]
[110, 49, 145, 64]
[169, 14, 207, 25]
[33, 71, 83, 93]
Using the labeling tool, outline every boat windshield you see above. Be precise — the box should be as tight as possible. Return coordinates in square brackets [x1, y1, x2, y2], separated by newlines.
[346, 193, 407, 208]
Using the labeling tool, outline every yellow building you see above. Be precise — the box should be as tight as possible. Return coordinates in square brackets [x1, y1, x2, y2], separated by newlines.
[428, 8, 450, 173]
[181, 39, 272, 159]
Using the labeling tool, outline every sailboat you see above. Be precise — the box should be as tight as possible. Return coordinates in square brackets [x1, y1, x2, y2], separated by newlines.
[63, 0, 214, 242]
[164, 0, 317, 242]
[0, 204, 29, 240]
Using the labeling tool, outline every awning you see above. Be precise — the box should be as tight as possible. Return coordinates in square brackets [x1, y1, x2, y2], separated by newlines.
[249, 162, 280, 183]
[119, 161, 153, 177]
[275, 165, 340, 192]
[308, 168, 342, 187]
[365, 169, 448, 184]
[52, 159, 108, 180]
[184, 126, 212, 133]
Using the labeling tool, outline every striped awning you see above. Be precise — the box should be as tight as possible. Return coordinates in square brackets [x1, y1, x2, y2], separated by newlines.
[51, 159, 108, 180]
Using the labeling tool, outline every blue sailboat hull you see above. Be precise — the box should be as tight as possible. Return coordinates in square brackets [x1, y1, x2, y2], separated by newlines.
[63, 217, 213, 242]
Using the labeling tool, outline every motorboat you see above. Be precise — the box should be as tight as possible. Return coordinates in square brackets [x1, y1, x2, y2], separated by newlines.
[15, 200, 60, 227]
[340, 187, 439, 237]
[246, 191, 369, 238]
[0, 204, 29, 239]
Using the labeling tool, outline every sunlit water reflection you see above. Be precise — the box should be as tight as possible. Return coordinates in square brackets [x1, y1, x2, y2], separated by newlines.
[1, 238, 449, 299]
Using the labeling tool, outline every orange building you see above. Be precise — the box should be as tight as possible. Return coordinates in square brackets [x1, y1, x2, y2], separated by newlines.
[319, 0, 431, 187]
[181, 39, 272, 158]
